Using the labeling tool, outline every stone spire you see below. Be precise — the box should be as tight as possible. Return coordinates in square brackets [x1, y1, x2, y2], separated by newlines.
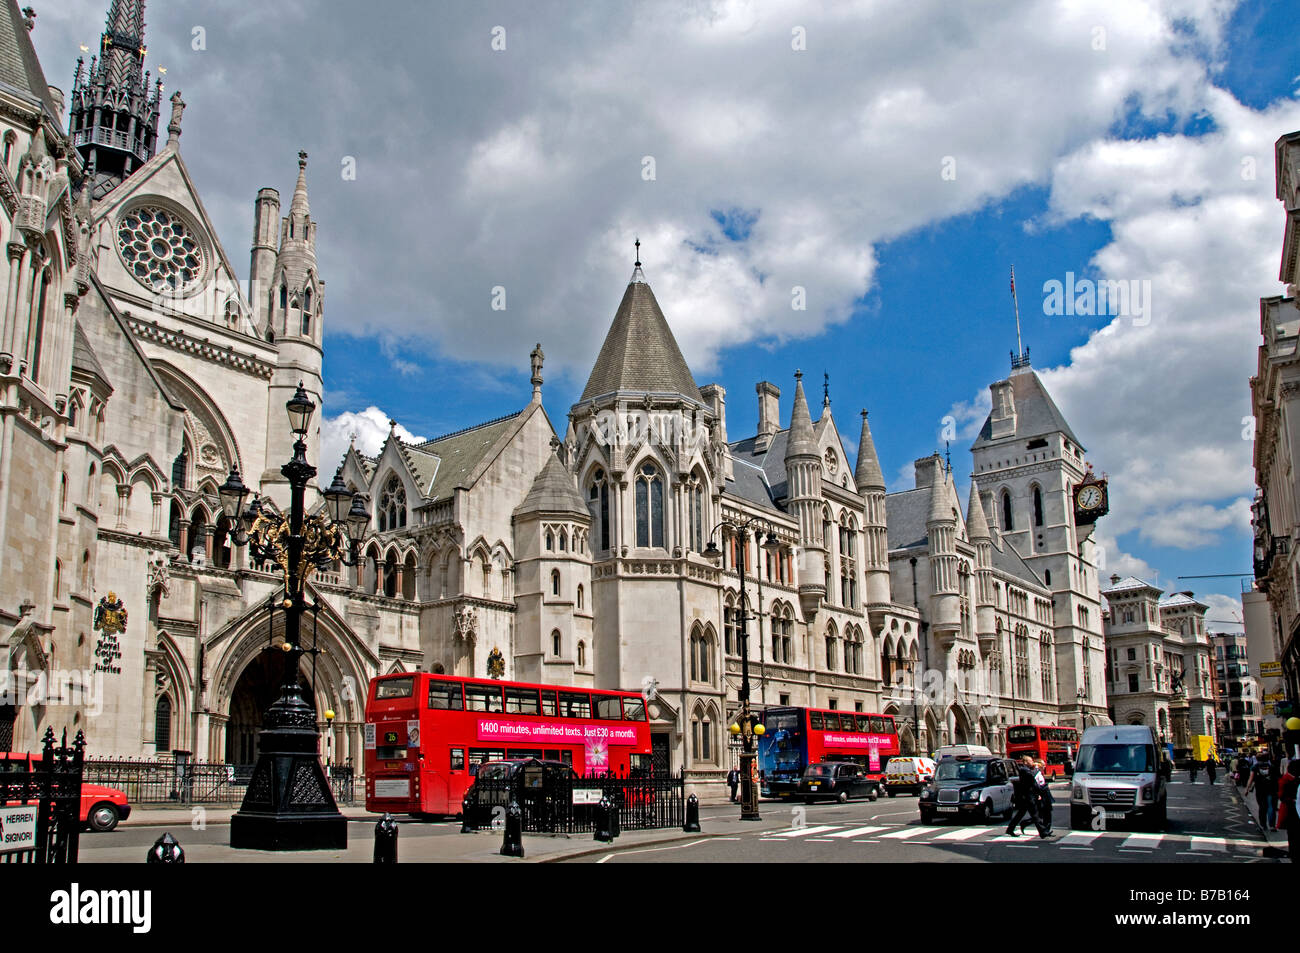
[966, 479, 990, 541]
[854, 409, 885, 491]
[968, 480, 997, 650]
[290, 150, 311, 217]
[926, 455, 960, 638]
[858, 409, 891, 609]
[784, 369, 825, 619]
[68, 0, 163, 199]
[785, 370, 818, 460]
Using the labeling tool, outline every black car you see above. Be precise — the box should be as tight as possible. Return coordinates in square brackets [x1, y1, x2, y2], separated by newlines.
[462, 758, 580, 826]
[798, 761, 880, 803]
[918, 757, 1017, 824]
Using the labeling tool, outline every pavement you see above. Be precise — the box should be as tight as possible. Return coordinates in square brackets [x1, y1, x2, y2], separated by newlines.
[79, 777, 1281, 863]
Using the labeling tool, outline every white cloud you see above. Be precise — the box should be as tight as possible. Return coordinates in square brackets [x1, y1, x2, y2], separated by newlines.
[320, 407, 426, 477]
[1137, 498, 1253, 549]
[1201, 592, 1246, 631]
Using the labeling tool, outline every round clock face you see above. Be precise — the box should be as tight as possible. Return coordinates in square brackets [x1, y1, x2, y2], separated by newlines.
[117, 205, 206, 294]
[1078, 485, 1103, 509]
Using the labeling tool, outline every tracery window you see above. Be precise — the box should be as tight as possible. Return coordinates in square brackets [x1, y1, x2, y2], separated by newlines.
[634, 463, 664, 548]
[378, 476, 407, 532]
[588, 470, 610, 551]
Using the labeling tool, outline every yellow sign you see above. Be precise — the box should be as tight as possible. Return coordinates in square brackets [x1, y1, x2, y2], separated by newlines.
[1260, 661, 1283, 677]
[1264, 692, 1286, 702]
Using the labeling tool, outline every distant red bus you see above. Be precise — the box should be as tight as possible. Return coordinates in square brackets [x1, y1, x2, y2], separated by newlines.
[757, 707, 901, 798]
[364, 673, 652, 815]
[1006, 724, 1078, 776]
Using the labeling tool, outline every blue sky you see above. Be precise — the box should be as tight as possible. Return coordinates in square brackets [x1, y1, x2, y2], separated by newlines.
[35, 1, 1300, 629]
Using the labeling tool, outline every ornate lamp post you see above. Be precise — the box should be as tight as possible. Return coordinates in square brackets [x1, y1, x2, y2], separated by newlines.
[704, 515, 782, 821]
[223, 382, 369, 851]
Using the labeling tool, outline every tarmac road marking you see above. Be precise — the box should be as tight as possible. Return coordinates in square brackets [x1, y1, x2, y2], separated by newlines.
[878, 827, 933, 840]
[1120, 833, 1163, 850]
[595, 838, 712, 862]
[767, 825, 841, 838]
[1058, 831, 1103, 847]
[827, 826, 890, 838]
[931, 827, 989, 841]
[1189, 836, 1226, 852]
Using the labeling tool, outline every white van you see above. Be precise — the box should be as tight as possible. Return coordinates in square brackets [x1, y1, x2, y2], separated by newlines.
[883, 756, 936, 796]
[932, 744, 993, 761]
[1070, 725, 1170, 831]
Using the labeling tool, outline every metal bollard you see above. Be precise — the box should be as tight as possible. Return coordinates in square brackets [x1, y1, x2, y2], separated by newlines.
[594, 797, 613, 842]
[373, 813, 399, 863]
[460, 794, 475, 834]
[146, 831, 185, 864]
[500, 799, 525, 858]
[683, 793, 701, 832]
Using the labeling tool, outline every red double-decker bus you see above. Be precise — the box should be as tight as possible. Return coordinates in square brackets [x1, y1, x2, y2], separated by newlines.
[364, 673, 652, 816]
[1005, 724, 1078, 775]
[757, 707, 901, 798]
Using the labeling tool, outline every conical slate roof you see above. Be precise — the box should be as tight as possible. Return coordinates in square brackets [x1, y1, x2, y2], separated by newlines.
[785, 371, 818, 460]
[581, 272, 701, 402]
[854, 410, 885, 490]
[0, 1, 61, 123]
[966, 480, 990, 540]
[973, 366, 1083, 450]
[927, 458, 952, 523]
[515, 450, 588, 517]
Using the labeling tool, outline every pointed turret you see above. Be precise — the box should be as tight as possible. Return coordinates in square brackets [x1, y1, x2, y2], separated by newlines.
[785, 370, 818, 460]
[68, 0, 163, 200]
[857, 410, 891, 609]
[925, 455, 960, 640]
[260, 153, 324, 509]
[965, 479, 990, 541]
[967, 481, 997, 650]
[783, 370, 825, 619]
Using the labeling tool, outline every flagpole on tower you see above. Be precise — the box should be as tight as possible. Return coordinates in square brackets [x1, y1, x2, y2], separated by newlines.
[1010, 264, 1028, 368]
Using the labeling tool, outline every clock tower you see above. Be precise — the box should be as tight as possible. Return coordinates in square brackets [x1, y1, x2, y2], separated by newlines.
[969, 356, 1108, 728]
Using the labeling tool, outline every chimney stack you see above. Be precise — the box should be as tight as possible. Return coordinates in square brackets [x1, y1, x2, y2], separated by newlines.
[755, 381, 780, 452]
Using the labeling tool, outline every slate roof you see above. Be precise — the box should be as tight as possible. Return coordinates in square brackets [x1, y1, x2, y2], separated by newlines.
[854, 412, 885, 490]
[885, 486, 932, 550]
[71, 322, 111, 389]
[515, 452, 587, 516]
[1102, 575, 1160, 595]
[972, 366, 1083, 451]
[0, 1, 61, 123]
[581, 272, 702, 403]
[408, 411, 523, 502]
[721, 457, 783, 514]
[1159, 591, 1207, 610]
[989, 537, 1046, 590]
[729, 429, 790, 504]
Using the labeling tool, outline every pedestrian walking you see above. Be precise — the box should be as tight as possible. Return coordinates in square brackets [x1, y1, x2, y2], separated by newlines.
[1244, 756, 1278, 830]
[727, 766, 739, 803]
[1276, 758, 1300, 862]
[1034, 758, 1054, 833]
[1235, 756, 1251, 787]
[1189, 759, 1199, 783]
[1206, 758, 1217, 785]
[1006, 755, 1049, 838]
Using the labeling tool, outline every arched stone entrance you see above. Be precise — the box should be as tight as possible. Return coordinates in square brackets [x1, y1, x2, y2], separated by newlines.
[226, 651, 314, 765]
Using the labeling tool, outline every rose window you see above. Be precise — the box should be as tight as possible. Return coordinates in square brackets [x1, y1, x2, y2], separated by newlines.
[117, 206, 205, 292]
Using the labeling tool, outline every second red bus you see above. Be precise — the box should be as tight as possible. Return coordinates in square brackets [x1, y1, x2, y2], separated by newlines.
[1005, 724, 1078, 776]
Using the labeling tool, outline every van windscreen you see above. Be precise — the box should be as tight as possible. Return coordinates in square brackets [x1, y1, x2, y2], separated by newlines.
[1076, 744, 1154, 773]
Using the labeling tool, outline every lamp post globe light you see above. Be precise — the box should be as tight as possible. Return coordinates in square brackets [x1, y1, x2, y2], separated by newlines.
[223, 382, 369, 851]
[704, 515, 783, 821]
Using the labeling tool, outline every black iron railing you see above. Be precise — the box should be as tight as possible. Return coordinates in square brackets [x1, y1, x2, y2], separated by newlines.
[82, 759, 355, 805]
[461, 769, 685, 834]
[0, 728, 84, 864]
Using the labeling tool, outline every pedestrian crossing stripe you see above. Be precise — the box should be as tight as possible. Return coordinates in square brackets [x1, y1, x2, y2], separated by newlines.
[749, 823, 1266, 851]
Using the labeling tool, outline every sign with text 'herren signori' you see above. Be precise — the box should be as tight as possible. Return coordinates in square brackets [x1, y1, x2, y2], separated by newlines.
[0, 805, 36, 854]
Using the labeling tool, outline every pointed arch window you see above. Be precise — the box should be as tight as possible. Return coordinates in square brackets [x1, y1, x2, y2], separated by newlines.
[155, 695, 173, 752]
[634, 463, 664, 548]
[1001, 491, 1013, 531]
[378, 476, 406, 532]
[28, 265, 50, 383]
[552, 630, 562, 657]
[687, 472, 706, 553]
[279, 283, 287, 311]
[551, 569, 561, 597]
[576, 584, 584, 610]
[588, 470, 610, 551]
[1032, 486, 1044, 527]
[577, 641, 586, 668]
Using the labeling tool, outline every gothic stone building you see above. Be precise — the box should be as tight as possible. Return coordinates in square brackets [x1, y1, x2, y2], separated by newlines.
[0, 0, 1113, 784]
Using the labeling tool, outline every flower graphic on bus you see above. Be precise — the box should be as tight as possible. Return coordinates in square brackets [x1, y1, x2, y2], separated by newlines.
[585, 738, 609, 771]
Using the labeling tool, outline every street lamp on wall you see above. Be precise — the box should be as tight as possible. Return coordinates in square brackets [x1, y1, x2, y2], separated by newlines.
[223, 381, 369, 851]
